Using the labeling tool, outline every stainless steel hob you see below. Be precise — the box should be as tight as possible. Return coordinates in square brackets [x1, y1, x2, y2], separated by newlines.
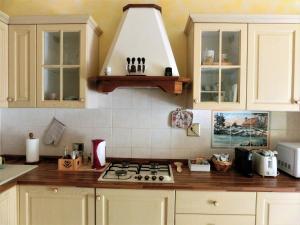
[98, 162, 174, 183]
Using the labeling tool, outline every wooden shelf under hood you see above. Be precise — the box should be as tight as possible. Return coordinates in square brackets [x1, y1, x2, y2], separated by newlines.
[88, 76, 191, 94]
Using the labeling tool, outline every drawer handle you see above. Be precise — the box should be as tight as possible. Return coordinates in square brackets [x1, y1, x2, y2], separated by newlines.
[96, 195, 101, 201]
[50, 187, 58, 193]
[209, 200, 219, 206]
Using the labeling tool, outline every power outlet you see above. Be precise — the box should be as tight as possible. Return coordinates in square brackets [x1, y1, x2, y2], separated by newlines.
[187, 123, 200, 137]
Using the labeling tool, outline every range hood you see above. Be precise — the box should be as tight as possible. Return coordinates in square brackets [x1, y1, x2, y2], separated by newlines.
[100, 4, 179, 76]
[89, 4, 190, 94]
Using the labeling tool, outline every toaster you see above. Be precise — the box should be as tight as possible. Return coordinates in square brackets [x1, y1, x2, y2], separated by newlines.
[276, 142, 300, 178]
[234, 148, 253, 177]
[252, 150, 278, 177]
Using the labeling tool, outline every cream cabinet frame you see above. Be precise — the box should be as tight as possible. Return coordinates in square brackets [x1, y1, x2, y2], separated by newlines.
[189, 23, 247, 110]
[0, 20, 8, 107]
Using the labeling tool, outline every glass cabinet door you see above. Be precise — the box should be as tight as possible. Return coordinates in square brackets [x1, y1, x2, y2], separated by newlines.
[196, 24, 247, 109]
[38, 25, 83, 107]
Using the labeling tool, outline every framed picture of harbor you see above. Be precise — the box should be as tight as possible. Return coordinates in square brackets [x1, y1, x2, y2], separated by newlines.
[212, 111, 269, 148]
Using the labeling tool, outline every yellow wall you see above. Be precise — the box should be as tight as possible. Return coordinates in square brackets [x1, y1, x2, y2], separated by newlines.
[1, 0, 300, 75]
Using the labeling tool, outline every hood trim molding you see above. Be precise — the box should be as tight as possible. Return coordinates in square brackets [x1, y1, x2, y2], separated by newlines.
[123, 4, 162, 13]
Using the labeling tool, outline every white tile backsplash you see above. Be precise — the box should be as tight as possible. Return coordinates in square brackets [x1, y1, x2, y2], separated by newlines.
[151, 129, 171, 148]
[112, 88, 133, 109]
[112, 128, 132, 148]
[131, 129, 151, 148]
[1, 88, 300, 158]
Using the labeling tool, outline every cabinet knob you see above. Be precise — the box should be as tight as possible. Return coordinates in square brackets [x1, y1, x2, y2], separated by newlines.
[193, 98, 199, 104]
[294, 99, 300, 104]
[50, 187, 58, 193]
[80, 98, 85, 102]
[96, 195, 101, 201]
[7, 97, 14, 102]
[212, 200, 219, 206]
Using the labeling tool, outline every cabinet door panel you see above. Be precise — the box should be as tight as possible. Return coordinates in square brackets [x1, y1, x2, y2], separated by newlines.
[0, 21, 8, 107]
[96, 189, 175, 225]
[256, 192, 300, 225]
[247, 24, 300, 111]
[8, 25, 36, 107]
[19, 185, 94, 225]
[0, 186, 18, 225]
[176, 214, 255, 225]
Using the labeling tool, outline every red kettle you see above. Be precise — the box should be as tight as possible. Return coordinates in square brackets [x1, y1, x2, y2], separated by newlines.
[92, 139, 106, 169]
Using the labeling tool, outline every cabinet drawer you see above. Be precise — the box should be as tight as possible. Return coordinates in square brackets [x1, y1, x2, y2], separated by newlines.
[176, 191, 256, 215]
[176, 214, 255, 225]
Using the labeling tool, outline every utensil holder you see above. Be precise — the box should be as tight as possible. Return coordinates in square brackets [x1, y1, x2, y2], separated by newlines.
[58, 157, 82, 171]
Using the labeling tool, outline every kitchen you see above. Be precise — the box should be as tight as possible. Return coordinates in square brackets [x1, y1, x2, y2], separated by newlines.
[1, 1, 300, 225]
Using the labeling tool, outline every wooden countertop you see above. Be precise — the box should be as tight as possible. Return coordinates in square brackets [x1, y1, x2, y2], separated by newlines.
[1, 159, 300, 193]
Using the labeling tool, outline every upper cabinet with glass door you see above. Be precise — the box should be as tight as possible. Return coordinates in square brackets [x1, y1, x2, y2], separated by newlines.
[8, 15, 101, 108]
[186, 21, 247, 110]
[37, 23, 99, 108]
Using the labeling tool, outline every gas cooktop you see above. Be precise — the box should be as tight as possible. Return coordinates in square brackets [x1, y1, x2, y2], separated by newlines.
[98, 162, 174, 183]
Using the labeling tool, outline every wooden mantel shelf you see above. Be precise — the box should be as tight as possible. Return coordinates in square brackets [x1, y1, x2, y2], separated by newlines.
[88, 76, 191, 94]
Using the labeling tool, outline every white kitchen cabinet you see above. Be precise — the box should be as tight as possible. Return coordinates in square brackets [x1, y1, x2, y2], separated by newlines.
[96, 188, 175, 225]
[0, 11, 8, 108]
[186, 15, 300, 111]
[8, 25, 36, 107]
[8, 15, 101, 108]
[0, 186, 18, 225]
[186, 22, 247, 110]
[19, 185, 95, 225]
[247, 24, 300, 111]
[256, 192, 300, 225]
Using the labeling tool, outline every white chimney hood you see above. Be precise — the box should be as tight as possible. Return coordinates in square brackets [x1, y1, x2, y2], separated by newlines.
[100, 4, 179, 76]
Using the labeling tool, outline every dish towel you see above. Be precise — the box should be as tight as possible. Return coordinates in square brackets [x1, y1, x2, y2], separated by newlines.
[43, 117, 66, 145]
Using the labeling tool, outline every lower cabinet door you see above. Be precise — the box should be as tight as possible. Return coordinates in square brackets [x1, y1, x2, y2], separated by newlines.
[19, 185, 95, 225]
[96, 189, 175, 225]
[0, 186, 18, 225]
[256, 192, 300, 225]
[176, 214, 255, 225]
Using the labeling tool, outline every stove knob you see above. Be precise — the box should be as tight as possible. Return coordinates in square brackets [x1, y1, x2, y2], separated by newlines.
[159, 176, 164, 181]
[137, 175, 143, 180]
[144, 175, 150, 180]
[152, 176, 157, 181]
